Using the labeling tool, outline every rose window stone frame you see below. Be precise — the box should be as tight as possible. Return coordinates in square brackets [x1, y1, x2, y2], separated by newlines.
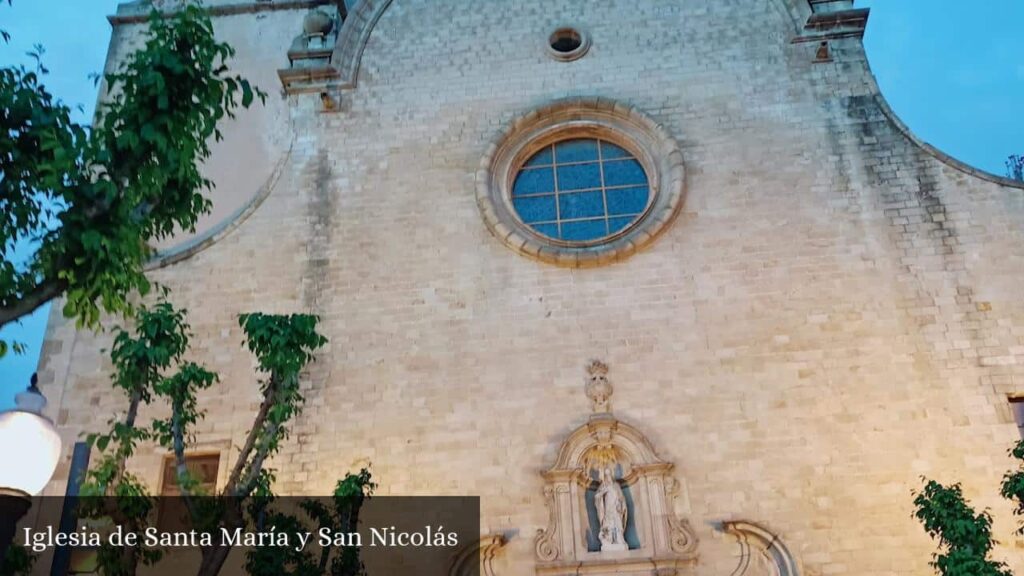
[477, 98, 686, 267]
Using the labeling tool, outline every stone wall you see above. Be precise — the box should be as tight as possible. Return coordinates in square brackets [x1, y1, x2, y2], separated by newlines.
[36, 0, 1024, 574]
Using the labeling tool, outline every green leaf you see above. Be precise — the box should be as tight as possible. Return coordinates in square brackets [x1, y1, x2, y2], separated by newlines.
[241, 79, 253, 107]
[0, 1, 264, 332]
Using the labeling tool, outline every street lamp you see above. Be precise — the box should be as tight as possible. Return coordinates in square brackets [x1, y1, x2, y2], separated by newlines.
[0, 374, 62, 560]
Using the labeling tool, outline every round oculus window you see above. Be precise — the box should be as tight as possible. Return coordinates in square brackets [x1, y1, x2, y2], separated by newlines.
[550, 28, 582, 53]
[546, 27, 590, 61]
[476, 98, 686, 268]
[512, 139, 651, 244]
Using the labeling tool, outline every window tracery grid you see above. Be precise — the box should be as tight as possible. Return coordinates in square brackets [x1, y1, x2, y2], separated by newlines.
[512, 138, 651, 244]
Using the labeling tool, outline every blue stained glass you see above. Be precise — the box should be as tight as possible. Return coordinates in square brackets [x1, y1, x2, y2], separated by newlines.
[555, 139, 599, 163]
[524, 146, 553, 167]
[561, 219, 608, 241]
[559, 191, 605, 220]
[514, 167, 555, 196]
[513, 195, 556, 223]
[606, 186, 649, 216]
[530, 223, 559, 239]
[600, 141, 632, 159]
[557, 163, 601, 191]
[511, 138, 651, 243]
[603, 159, 646, 187]
[608, 216, 639, 234]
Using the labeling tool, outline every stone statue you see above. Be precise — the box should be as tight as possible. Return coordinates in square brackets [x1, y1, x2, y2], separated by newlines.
[594, 467, 628, 551]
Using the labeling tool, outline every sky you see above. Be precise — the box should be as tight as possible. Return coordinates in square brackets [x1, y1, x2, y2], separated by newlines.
[0, 0, 1022, 409]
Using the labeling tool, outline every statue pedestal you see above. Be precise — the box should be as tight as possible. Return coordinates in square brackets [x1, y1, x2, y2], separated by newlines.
[599, 542, 628, 552]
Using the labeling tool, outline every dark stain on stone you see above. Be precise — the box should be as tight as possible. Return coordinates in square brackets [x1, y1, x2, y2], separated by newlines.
[303, 150, 335, 313]
[843, 95, 958, 253]
[841, 94, 987, 361]
[824, 111, 853, 207]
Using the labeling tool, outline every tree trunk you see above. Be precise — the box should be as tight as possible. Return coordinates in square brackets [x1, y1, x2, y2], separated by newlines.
[195, 498, 244, 576]
[196, 544, 233, 576]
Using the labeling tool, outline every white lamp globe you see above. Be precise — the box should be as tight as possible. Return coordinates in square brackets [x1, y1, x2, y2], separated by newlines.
[0, 376, 62, 496]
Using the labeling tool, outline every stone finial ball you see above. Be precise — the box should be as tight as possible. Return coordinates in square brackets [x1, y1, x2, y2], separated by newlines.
[303, 9, 335, 36]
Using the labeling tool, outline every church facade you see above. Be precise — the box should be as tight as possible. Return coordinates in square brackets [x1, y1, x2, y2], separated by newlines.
[36, 0, 1024, 574]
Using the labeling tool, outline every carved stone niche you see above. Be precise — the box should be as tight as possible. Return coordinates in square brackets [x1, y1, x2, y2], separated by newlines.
[535, 362, 698, 576]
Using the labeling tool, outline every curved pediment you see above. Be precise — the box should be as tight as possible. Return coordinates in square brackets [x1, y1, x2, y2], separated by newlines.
[326, 0, 817, 91]
[535, 361, 698, 575]
[545, 414, 672, 483]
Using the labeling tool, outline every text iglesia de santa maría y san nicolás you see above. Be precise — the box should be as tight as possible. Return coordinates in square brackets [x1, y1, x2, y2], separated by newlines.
[33, 0, 1024, 574]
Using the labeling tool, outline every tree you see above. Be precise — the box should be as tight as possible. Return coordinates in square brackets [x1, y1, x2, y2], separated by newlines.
[1008, 155, 1024, 182]
[1001, 441, 1024, 532]
[245, 470, 376, 576]
[76, 299, 209, 575]
[913, 440, 1024, 576]
[75, 299, 334, 576]
[0, 1, 263, 356]
[0, 544, 33, 576]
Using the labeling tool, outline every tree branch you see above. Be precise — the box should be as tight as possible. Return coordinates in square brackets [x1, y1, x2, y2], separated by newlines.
[124, 388, 142, 429]
[224, 376, 278, 496]
[234, 372, 296, 498]
[170, 397, 198, 522]
[0, 176, 166, 331]
[111, 387, 143, 493]
[0, 277, 68, 328]
[237, 418, 281, 498]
